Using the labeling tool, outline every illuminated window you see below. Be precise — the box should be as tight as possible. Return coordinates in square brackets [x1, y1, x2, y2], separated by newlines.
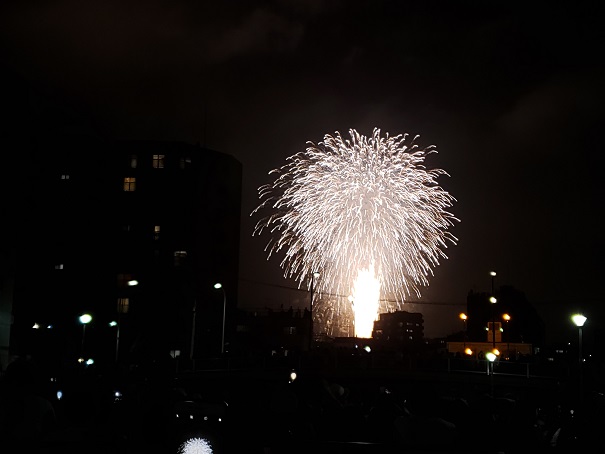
[130, 154, 137, 169]
[152, 154, 165, 169]
[60, 174, 70, 180]
[123, 177, 136, 191]
[117, 298, 129, 314]
[154, 225, 161, 240]
[174, 250, 187, 266]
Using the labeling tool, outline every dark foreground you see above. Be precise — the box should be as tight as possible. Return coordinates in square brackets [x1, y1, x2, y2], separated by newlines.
[1, 356, 604, 454]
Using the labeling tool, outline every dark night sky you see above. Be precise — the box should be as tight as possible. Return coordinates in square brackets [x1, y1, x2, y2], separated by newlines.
[1, 0, 604, 340]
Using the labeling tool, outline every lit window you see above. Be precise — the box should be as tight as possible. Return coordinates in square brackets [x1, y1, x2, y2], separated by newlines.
[174, 251, 187, 266]
[154, 225, 161, 241]
[152, 154, 165, 169]
[123, 177, 136, 191]
[61, 174, 70, 180]
[54, 264, 64, 270]
[130, 154, 137, 169]
[117, 298, 129, 314]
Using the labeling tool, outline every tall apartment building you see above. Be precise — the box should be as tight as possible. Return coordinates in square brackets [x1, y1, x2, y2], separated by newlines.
[7, 135, 242, 369]
[372, 310, 425, 348]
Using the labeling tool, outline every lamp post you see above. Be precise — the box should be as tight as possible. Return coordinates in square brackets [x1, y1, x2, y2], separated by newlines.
[214, 283, 227, 355]
[572, 313, 587, 402]
[109, 320, 119, 363]
[489, 296, 497, 348]
[502, 313, 511, 358]
[486, 351, 497, 398]
[489, 271, 497, 349]
[459, 313, 467, 348]
[79, 313, 92, 356]
[309, 271, 320, 351]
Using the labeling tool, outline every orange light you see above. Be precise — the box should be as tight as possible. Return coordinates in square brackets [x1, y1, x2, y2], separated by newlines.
[459, 313, 467, 321]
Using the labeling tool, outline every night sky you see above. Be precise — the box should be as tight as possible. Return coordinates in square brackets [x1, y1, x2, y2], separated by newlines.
[1, 1, 603, 341]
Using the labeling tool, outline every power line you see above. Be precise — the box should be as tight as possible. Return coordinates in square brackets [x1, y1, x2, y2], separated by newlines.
[239, 277, 466, 306]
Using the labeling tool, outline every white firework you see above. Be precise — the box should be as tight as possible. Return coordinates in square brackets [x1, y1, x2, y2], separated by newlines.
[178, 437, 213, 454]
[252, 128, 458, 336]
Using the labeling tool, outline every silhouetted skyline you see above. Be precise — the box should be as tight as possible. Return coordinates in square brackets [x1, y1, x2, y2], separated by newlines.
[1, 1, 604, 341]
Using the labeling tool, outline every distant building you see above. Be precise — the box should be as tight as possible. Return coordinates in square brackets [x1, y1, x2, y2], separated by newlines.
[446, 286, 545, 358]
[233, 307, 309, 355]
[372, 310, 424, 349]
[7, 135, 242, 367]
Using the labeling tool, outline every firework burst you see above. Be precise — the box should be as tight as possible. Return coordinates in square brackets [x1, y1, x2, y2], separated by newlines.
[178, 437, 213, 454]
[252, 128, 458, 336]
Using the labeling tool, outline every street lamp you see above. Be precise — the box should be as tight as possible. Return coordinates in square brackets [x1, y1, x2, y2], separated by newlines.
[459, 313, 467, 348]
[502, 313, 511, 357]
[214, 283, 227, 355]
[309, 271, 320, 350]
[489, 271, 497, 350]
[79, 313, 92, 356]
[572, 313, 587, 402]
[489, 296, 497, 348]
[486, 351, 497, 398]
[109, 320, 119, 363]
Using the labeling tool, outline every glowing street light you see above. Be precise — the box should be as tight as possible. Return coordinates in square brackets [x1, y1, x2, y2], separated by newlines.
[502, 313, 511, 357]
[214, 283, 227, 355]
[79, 313, 92, 355]
[486, 350, 497, 398]
[459, 313, 467, 348]
[572, 313, 587, 402]
[109, 320, 120, 363]
[489, 296, 497, 348]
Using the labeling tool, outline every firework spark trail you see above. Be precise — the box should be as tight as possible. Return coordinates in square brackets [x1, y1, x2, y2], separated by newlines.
[252, 128, 458, 333]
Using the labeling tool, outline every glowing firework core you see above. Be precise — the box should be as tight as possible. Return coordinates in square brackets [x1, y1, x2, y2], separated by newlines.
[351, 263, 380, 338]
[178, 437, 213, 454]
[253, 128, 458, 337]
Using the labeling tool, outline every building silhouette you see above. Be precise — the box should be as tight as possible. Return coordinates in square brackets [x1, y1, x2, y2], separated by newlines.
[0, 101, 242, 370]
[373, 310, 424, 349]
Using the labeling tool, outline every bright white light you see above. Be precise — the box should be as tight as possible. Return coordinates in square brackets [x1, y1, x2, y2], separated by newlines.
[32, 323, 40, 329]
[85, 358, 94, 365]
[485, 352, 497, 362]
[253, 128, 458, 333]
[289, 370, 297, 382]
[214, 283, 222, 289]
[127, 279, 138, 286]
[109, 321, 118, 327]
[178, 437, 213, 454]
[489, 297, 497, 304]
[364, 345, 371, 353]
[351, 263, 380, 338]
[56, 390, 63, 400]
[572, 314, 587, 327]
[79, 314, 92, 324]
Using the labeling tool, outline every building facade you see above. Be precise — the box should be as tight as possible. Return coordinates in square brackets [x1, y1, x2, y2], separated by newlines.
[8, 135, 242, 369]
